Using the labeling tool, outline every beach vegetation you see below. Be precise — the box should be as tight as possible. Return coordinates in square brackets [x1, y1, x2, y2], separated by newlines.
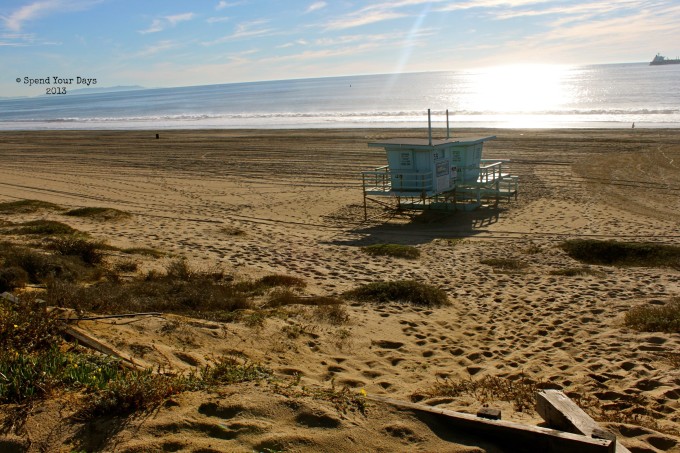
[624, 297, 680, 333]
[0, 242, 95, 284]
[561, 239, 680, 269]
[479, 257, 527, 271]
[343, 280, 448, 307]
[267, 288, 341, 308]
[313, 304, 350, 325]
[272, 379, 367, 416]
[47, 236, 107, 265]
[113, 260, 138, 273]
[0, 266, 29, 292]
[548, 266, 606, 277]
[665, 352, 680, 368]
[523, 243, 542, 254]
[220, 225, 247, 236]
[0, 292, 270, 414]
[64, 206, 130, 221]
[234, 274, 307, 296]
[9, 219, 78, 236]
[121, 246, 165, 258]
[362, 243, 420, 259]
[0, 199, 62, 214]
[418, 373, 548, 414]
[256, 274, 306, 289]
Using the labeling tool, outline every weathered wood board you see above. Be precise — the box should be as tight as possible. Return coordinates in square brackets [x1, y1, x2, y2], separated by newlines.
[367, 394, 614, 453]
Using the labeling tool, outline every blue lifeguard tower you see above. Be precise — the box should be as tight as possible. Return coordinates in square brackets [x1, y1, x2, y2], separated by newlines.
[361, 110, 517, 219]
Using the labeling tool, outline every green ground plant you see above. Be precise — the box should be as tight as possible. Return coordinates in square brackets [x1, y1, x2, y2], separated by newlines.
[362, 243, 421, 259]
[0, 199, 62, 214]
[479, 258, 527, 271]
[9, 220, 78, 236]
[548, 266, 606, 277]
[0, 293, 270, 414]
[343, 280, 448, 307]
[64, 207, 130, 221]
[561, 239, 680, 269]
[121, 247, 165, 258]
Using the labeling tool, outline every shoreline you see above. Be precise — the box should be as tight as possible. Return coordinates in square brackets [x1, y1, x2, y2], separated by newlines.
[2, 122, 680, 131]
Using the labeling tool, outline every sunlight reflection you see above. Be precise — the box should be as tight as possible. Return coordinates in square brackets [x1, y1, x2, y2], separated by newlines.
[458, 64, 574, 114]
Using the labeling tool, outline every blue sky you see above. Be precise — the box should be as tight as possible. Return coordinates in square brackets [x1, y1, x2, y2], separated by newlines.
[1, 0, 678, 97]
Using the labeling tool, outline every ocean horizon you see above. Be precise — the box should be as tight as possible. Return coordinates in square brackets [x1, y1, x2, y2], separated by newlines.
[1, 62, 679, 130]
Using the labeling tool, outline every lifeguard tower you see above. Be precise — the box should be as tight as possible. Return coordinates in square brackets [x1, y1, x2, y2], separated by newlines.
[361, 110, 518, 219]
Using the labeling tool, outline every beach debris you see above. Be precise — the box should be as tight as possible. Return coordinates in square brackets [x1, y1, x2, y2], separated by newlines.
[58, 312, 163, 321]
[537, 389, 631, 453]
[367, 393, 617, 452]
[476, 406, 501, 420]
[1, 291, 19, 304]
[59, 323, 154, 372]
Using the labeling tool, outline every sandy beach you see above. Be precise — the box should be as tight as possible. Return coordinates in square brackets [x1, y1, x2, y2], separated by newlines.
[0, 128, 679, 452]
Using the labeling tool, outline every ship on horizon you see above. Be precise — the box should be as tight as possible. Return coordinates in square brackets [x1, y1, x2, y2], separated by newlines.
[650, 53, 680, 65]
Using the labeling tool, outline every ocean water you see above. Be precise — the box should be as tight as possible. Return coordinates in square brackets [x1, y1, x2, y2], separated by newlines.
[1, 62, 679, 130]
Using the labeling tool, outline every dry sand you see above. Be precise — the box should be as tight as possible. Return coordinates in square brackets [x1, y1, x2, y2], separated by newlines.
[0, 128, 679, 452]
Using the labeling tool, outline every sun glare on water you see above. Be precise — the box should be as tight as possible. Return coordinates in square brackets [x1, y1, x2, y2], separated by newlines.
[456, 64, 575, 126]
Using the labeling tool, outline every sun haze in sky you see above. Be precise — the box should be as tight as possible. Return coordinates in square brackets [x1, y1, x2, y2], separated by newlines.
[0, 0, 678, 96]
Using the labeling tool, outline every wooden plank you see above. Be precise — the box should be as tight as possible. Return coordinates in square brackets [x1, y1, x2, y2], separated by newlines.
[60, 324, 153, 372]
[367, 394, 614, 453]
[536, 390, 631, 453]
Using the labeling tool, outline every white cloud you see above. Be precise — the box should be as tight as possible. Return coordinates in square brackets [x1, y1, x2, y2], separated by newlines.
[203, 19, 275, 45]
[135, 40, 180, 57]
[321, 0, 445, 30]
[207, 16, 230, 24]
[166, 13, 194, 26]
[140, 12, 195, 34]
[436, 0, 552, 11]
[2, 0, 101, 32]
[324, 10, 407, 30]
[216, 1, 242, 11]
[305, 2, 327, 14]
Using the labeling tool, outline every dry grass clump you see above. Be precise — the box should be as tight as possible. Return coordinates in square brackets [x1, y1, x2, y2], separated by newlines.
[46, 259, 250, 317]
[343, 280, 449, 307]
[418, 374, 549, 413]
[362, 243, 420, 259]
[273, 380, 367, 416]
[479, 258, 527, 272]
[267, 288, 342, 308]
[220, 225, 247, 236]
[624, 297, 680, 333]
[561, 239, 680, 269]
[9, 220, 78, 236]
[113, 260, 139, 273]
[313, 304, 350, 325]
[42, 260, 316, 323]
[0, 242, 99, 286]
[0, 266, 29, 292]
[121, 247, 165, 258]
[47, 236, 107, 265]
[549, 266, 606, 277]
[256, 274, 306, 289]
[0, 199, 62, 214]
[233, 274, 307, 297]
[64, 206, 130, 221]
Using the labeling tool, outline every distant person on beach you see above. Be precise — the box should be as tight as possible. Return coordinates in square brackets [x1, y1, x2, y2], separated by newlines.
[632, 122, 635, 129]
